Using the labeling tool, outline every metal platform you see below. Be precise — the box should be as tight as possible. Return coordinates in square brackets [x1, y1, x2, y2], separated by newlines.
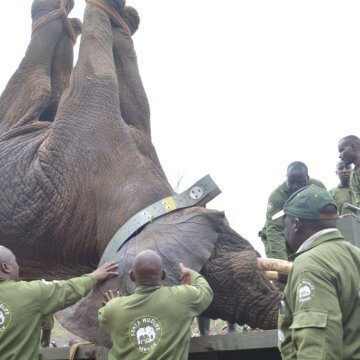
[39, 330, 280, 359]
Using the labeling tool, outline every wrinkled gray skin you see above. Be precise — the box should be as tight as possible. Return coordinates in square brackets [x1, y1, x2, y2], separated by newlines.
[0, 0, 281, 346]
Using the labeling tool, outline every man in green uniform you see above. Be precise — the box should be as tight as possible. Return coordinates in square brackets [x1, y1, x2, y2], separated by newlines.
[275, 185, 360, 359]
[262, 161, 326, 261]
[329, 160, 354, 215]
[0, 246, 118, 360]
[99, 250, 213, 360]
[338, 135, 360, 207]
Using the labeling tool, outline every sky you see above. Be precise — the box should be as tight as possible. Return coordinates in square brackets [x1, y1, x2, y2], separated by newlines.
[1, 1, 360, 255]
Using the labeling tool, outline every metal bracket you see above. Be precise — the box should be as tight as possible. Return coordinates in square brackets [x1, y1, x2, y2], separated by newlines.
[99, 175, 221, 264]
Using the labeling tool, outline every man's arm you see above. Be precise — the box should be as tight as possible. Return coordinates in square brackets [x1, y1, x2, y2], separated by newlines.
[265, 196, 288, 260]
[350, 170, 360, 207]
[179, 264, 213, 315]
[38, 262, 118, 315]
[281, 269, 343, 360]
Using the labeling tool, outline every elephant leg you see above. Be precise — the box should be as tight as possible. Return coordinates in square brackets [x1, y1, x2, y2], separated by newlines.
[227, 322, 236, 333]
[112, 6, 151, 136]
[43, 1, 128, 162]
[41, 329, 52, 348]
[0, 0, 75, 133]
[39, 17, 82, 123]
[201, 245, 281, 330]
[197, 315, 210, 336]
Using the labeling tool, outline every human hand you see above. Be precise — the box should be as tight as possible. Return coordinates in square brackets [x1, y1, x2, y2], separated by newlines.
[179, 263, 193, 285]
[92, 262, 119, 282]
[103, 289, 121, 305]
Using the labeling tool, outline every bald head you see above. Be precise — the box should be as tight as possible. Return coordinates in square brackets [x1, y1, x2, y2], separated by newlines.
[286, 161, 310, 195]
[339, 135, 360, 145]
[130, 250, 166, 286]
[0, 246, 19, 281]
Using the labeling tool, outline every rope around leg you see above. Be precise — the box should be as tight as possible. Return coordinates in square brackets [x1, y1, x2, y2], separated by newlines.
[32, 0, 77, 44]
[85, 0, 131, 35]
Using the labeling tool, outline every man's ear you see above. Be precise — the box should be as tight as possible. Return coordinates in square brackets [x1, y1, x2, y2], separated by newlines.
[294, 218, 301, 232]
[162, 269, 167, 281]
[130, 270, 135, 282]
[1, 263, 10, 274]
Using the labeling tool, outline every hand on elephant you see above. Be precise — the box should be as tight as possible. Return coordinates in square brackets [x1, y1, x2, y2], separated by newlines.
[103, 289, 121, 305]
[179, 263, 193, 285]
[91, 262, 119, 282]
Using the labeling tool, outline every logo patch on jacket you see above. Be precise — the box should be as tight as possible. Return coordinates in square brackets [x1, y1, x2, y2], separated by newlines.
[129, 316, 162, 353]
[0, 301, 11, 333]
[296, 280, 315, 303]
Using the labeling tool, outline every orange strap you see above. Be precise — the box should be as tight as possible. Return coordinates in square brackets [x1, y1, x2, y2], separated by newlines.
[85, 0, 131, 35]
[32, 0, 77, 44]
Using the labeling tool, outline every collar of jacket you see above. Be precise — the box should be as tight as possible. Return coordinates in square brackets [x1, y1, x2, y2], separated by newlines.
[290, 229, 343, 260]
[337, 183, 350, 189]
[135, 285, 163, 294]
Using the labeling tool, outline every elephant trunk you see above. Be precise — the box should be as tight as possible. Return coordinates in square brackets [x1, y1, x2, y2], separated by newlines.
[201, 228, 282, 330]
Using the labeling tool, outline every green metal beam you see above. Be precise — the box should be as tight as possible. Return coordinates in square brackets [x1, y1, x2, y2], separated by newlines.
[39, 331, 280, 359]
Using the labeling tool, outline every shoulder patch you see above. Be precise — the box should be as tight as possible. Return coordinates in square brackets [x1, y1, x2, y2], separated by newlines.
[129, 316, 162, 353]
[0, 301, 11, 333]
[267, 203, 273, 212]
[296, 280, 315, 303]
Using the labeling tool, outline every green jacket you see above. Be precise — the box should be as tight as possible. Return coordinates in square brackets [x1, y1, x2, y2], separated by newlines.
[278, 229, 360, 360]
[329, 185, 354, 215]
[263, 178, 326, 261]
[99, 271, 213, 360]
[0, 274, 96, 360]
[350, 167, 360, 207]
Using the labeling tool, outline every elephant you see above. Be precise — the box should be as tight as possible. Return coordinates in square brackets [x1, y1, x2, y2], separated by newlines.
[0, 0, 282, 346]
[137, 326, 156, 345]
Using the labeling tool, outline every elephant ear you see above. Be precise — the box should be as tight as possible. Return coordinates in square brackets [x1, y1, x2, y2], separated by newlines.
[116, 207, 226, 293]
[57, 207, 227, 346]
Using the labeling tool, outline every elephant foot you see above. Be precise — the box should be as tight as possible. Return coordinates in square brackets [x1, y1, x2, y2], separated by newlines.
[106, 0, 140, 34]
[107, 0, 126, 14]
[70, 17, 82, 37]
[32, 0, 77, 43]
[86, 0, 138, 35]
[121, 6, 140, 35]
[31, 0, 74, 21]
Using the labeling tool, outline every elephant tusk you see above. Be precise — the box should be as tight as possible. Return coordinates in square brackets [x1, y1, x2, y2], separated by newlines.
[264, 271, 279, 281]
[256, 258, 293, 273]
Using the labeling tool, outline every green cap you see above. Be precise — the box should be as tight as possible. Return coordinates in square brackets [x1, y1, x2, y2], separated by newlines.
[272, 185, 338, 220]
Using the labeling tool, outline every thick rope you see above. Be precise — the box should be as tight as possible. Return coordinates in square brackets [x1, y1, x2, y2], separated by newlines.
[32, 0, 77, 44]
[85, 0, 131, 35]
